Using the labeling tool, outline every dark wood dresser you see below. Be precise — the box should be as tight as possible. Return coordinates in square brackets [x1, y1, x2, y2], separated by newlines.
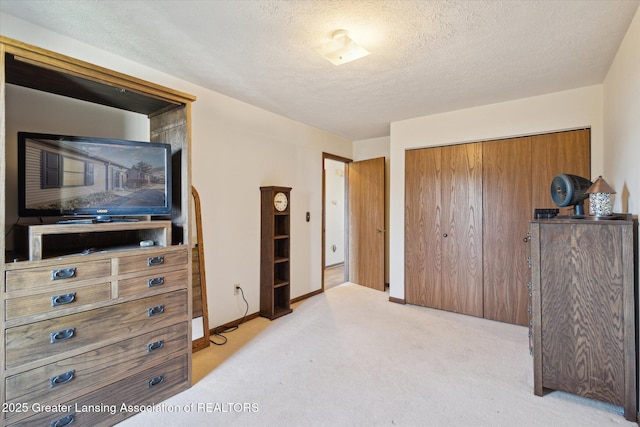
[529, 217, 637, 421]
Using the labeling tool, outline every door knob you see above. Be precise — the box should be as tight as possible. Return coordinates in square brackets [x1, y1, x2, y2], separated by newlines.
[377, 228, 386, 233]
[443, 233, 448, 238]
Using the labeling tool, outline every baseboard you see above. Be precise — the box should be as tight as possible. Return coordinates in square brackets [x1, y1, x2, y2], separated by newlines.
[291, 288, 323, 304]
[210, 311, 260, 334]
[325, 262, 344, 269]
[209, 289, 323, 334]
[389, 296, 406, 304]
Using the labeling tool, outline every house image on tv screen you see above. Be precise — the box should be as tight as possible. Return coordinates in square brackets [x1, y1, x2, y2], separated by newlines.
[23, 136, 168, 213]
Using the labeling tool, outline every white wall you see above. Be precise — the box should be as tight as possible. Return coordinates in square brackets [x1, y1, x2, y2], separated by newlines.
[4, 86, 150, 236]
[389, 86, 604, 300]
[0, 14, 352, 329]
[603, 8, 639, 217]
[602, 7, 640, 411]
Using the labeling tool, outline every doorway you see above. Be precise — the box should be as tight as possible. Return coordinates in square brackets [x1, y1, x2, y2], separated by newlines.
[322, 154, 350, 290]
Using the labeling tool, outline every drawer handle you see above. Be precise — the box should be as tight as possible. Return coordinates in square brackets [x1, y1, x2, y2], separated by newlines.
[147, 256, 165, 266]
[52, 292, 77, 307]
[51, 413, 76, 427]
[51, 267, 77, 281]
[148, 276, 165, 287]
[147, 339, 165, 353]
[148, 305, 165, 317]
[50, 327, 76, 343]
[148, 375, 165, 388]
[50, 370, 75, 388]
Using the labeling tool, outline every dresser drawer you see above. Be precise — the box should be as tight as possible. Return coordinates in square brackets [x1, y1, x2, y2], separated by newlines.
[4, 282, 111, 321]
[117, 248, 188, 275]
[7, 355, 189, 427]
[5, 290, 188, 369]
[119, 268, 188, 297]
[5, 260, 111, 292]
[5, 322, 188, 408]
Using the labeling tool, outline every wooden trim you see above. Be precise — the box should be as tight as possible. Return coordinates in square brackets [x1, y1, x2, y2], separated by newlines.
[1, 36, 196, 104]
[388, 296, 406, 305]
[322, 153, 352, 290]
[622, 222, 637, 420]
[191, 186, 210, 353]
[634, 218, 639, 425]
[325, 262, 345, 269]
[529, 222, 543, 397]
[323, 153, 352, 164]
[192, 338, 210, 353]
[1, 43, 7, 265]
[210, 312, 261, 334]
[209, 288, 322, 335]
[291, 288, 323, 304]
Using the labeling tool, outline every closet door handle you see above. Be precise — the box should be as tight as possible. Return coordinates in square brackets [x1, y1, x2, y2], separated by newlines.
[443, 233, 448, 238]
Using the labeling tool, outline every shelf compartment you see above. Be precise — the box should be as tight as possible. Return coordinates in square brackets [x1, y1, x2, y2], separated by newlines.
[274, 238, 289, 260]
[13, 221, 172, 261]
[272, 286, 292, 319]
[274, 215, 289, 236]
[273, 279, 289, 289]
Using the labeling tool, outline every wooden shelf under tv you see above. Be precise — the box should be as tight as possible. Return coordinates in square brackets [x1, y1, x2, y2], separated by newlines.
[14, 221, 172, 261]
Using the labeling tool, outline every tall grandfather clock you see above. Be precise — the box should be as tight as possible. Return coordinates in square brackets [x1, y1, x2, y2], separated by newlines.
[260, 186, 293, 319]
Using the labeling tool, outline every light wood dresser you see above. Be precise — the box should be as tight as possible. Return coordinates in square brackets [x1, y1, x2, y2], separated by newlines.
[3, 222, 191, 426]
[1, 37, 196, 426]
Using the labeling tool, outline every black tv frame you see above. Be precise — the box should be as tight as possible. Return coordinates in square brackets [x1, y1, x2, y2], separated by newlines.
[17, 132, 173, 221]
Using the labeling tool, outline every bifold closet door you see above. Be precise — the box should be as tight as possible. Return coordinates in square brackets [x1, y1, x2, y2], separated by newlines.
[531, 129, 591, 216]
[440, 143, 483, 317]
[405, 130, 590, 325]
[405, 143, 483, 318]
[483, 137, 532, 326]
[405, 147, 442, 308]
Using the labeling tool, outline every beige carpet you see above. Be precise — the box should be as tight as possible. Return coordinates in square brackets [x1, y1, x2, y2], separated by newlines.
[121, 283, 635, 426]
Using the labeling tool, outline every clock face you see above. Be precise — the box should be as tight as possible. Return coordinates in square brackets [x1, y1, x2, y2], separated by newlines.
[274, 192, 288, 211]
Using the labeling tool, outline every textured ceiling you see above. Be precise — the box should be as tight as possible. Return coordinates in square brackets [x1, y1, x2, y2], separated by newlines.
[1, 0, 638, 140]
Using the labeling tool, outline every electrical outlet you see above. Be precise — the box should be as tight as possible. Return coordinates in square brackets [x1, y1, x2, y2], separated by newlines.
[234, 284, 240, 295]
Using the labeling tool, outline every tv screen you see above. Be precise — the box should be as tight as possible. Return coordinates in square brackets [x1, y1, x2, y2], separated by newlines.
[18, 132, 172, 220]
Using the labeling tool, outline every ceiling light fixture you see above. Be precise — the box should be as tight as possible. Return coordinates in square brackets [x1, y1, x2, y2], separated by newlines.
[316, 29, 370, 66]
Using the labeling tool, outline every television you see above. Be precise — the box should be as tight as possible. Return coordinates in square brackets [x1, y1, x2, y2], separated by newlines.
[18, 132, 172, 222]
